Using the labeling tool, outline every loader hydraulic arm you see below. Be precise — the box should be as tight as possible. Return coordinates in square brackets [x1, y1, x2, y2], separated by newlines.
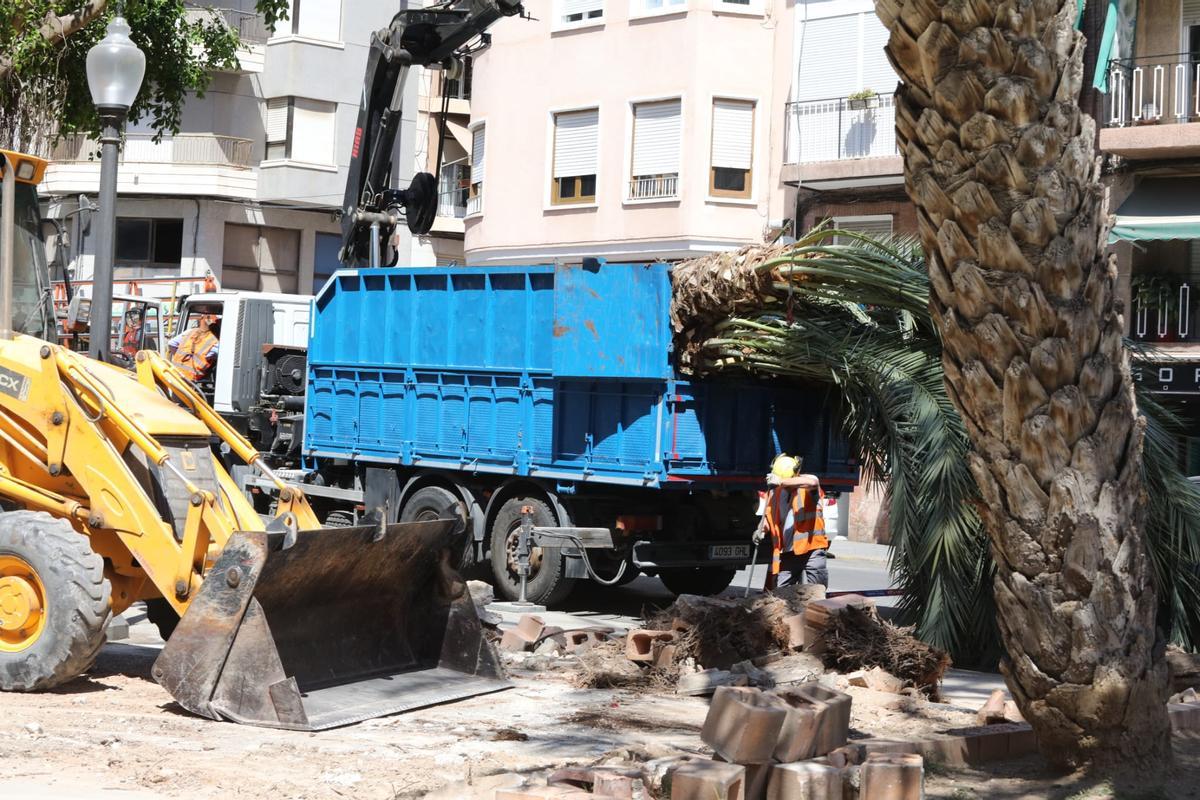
[339, 0, 522, 267]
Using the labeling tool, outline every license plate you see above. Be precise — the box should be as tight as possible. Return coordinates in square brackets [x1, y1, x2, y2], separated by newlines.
[708, 544, 751, 560]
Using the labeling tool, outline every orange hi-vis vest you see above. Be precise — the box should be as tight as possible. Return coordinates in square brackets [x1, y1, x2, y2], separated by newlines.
[764, 485, 827, 574]
[172, 328, 218, 381]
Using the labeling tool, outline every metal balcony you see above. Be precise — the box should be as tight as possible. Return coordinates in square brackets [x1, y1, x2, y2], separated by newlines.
[51, 134, 254, 168]
[628, 174, 678, 200]
[784, 94, 898, 164]
[1106, 53, 1200, 127]
[184, 4, 269, 45]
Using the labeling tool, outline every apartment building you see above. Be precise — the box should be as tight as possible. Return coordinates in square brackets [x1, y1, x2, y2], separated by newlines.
[463, 0, 794, 265]
[41, 0, 418, 302]
[781, 0, 909, 242]
[1098, 0, 1200, 472]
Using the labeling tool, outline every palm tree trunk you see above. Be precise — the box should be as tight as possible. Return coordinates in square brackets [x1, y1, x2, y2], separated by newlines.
[874, 0, 1170, 767]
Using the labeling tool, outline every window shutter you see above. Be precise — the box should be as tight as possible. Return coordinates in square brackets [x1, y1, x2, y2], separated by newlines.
[1185, 0, 1200, 26]
[711, 100, 753, 170]
[561, 0, 603, 18]
[553, 109, 599, 178]
[632, 100, 680, 175]
[471, 125, 486, 178]
[295, 0, 342, 40]
[265, 97, 289, 142]
[834, 217, 893, 243]
[794, 15, 859, 102]
[861, 14, 898, 95]
[290, 98, 336, 165]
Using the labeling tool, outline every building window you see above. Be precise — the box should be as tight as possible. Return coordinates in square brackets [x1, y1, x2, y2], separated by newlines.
[265, 96, 336, 165]
[444, 56, 472, 101]
[551, 109, 599, 206]
[275, 0, 343, 42]
[556, 0, 603, 28]
[714, 0, 762, 12]
[629, 99, 680, 201]
[439, 161, 471, 218]
[710, 99, 754, 199]
[313, 232, 341, 294]
[831, 215, 893, 244]
[468, 124, 485, 215]
[632, 0, 685, 15]
[222, 223, 300, 293]
[115, 218, 184, 278]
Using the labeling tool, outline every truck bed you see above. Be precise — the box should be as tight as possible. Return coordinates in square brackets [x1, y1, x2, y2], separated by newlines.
[303, 263, 856, 488]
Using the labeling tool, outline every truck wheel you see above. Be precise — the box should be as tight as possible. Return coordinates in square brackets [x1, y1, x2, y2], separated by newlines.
[489, 498, 575, 605]
[0, 511, 111, 691]
[658, 567, 736, 597]
[400, 486, 478, 574]
[144, 598, 178, 642]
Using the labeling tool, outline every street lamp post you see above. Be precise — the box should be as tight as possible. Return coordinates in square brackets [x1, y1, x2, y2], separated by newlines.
[85, 15, 144, 361]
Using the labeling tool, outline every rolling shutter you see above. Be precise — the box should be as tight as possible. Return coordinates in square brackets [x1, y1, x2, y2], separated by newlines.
[553, 109, 599, 178]
[295, 0, 342, 40]
[560, 0, 603, 19]
[471, 125, 485, 178]
[861, 13, 898, 95]
[265, 97, 289, 143]
[795, 15, 858, 102]
[833, 216, 893, 243]
[290, 98, 336, 165]
[1185, 0, 1200, 26]
[711, 100, 753, 170]
[632, 100, 680, 175]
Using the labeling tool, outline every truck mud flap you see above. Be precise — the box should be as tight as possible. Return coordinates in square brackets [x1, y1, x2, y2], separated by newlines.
[152, 519, 508, 730]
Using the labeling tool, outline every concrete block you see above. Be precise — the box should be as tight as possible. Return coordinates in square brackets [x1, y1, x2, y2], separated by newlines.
[976, 688, 1008, 725]
[678, 669, 745, 696]
[766, 762, 842, 800]
[626, 629, 676, 662]
[786, 683, 852, 756]
[702, 686, 788, 764]
[1169, 703, 1200, 732]
[859, 753, 923, 800]
[772, 692, 819, 762]
[743, 762, 772, 800]
[565, 629, 609, 654]
[517, 614, 546, 641]
[671, 759, 745, 800]
[1002, 700, 1025, 723]
[915, 735, 971, 767]
[1007, 726, 1037, 757]
[500, 629, 535, 652]
[549, 766, 643, 799]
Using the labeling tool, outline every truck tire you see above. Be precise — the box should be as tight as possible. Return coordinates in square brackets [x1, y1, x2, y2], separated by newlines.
[489, 498, 575, 606]
[658, 567, 737, 597]
[400, 486, 479, 575]
[144, 598, 178, 642]
[0, 511, 111, 691]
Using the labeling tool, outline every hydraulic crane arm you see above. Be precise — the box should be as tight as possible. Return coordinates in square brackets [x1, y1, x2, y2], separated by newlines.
[340, 0, 522, 267]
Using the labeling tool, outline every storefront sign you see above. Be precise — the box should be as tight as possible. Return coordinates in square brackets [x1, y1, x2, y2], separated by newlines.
[1133, 361, 1200, 394]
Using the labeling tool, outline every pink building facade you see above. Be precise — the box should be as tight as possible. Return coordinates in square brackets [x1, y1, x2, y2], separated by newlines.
[464, 0, 795, 265]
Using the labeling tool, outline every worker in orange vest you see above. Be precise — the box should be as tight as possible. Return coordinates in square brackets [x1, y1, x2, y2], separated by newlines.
[753, 454, 829, 588]
[168, 315, 221, 383]
[119, 307, 144, 359]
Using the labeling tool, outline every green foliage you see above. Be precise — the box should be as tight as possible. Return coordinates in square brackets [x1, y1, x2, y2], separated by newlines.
[692, 228, 1200, 664]
[1, 0, 289, 153]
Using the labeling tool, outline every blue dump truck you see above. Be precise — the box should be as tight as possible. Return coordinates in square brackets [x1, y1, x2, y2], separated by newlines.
[284, 259, 856, 604]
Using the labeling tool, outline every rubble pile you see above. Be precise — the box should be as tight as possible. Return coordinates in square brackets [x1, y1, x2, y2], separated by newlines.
[820, 604, 951, 694]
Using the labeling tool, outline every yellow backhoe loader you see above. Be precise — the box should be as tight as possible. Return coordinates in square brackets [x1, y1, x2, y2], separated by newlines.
[0, 149, 505, 729]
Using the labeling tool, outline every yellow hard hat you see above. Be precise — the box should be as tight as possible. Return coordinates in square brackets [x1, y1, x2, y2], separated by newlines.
[771, 454, 799, 480]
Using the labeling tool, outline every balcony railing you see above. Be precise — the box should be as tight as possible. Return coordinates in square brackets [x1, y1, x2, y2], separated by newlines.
[184, 4, 269, 45]
[784, 94, 898, 164]
[628, 174, 678, 200]
[1105, 53, 1200, 127]
[1132, 276, 1200, 344]
[438, 190, 467, 218]
[466, 193, 483, 215]
[51, 133, 254, 168]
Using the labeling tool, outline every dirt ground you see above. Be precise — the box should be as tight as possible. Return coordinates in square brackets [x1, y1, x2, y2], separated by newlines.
[3, 627, 1199, 799]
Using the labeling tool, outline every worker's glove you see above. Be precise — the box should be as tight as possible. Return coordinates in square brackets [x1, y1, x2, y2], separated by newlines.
[766, 473, 782, 487]
[752, 528, 766, 545]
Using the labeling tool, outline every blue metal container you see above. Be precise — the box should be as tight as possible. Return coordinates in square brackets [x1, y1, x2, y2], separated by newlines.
[304, 262, 856, 488]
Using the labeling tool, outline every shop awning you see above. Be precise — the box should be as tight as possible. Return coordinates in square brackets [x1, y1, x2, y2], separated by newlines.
[444, 118, 473, 156]
[1109, 178, 1200, 243]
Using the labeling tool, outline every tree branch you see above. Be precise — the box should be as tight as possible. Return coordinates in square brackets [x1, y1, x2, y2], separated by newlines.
[0, 1, 110, 84]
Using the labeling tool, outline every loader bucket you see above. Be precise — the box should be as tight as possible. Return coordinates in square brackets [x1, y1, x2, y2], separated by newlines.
[152, 519, 509, 730]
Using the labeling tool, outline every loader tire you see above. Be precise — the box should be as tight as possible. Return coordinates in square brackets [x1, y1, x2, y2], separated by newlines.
[143, 598, 178, 642]
[399, 486, 480, 576]
[0, 511, 111, 691]
[490, 498, 575, 606]
[658, 567, 737, 597]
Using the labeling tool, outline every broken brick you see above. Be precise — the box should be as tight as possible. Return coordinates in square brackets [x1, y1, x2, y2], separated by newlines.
[783, 614, 806, 649]
[495, 785, 593, 799]
[766, 761, 842, 800]
[654, 643, 678, 669]
[976, 688, 1008, 726]
[677, 669, 744, 696]
[671, 759, 745, 800]
[1002, 700, 1025, 724]
[701, 686, 788, 764]
[500, 630, 536, 652]
[784, 683, 851, 757]
[626, 629, 676, 662]
[859, 753, 923, 800]
[862, 667, 904, 694]
[1169, 703, 1200, 732]
[565, 629, 609, 654]
[517, 614, 547, 641]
